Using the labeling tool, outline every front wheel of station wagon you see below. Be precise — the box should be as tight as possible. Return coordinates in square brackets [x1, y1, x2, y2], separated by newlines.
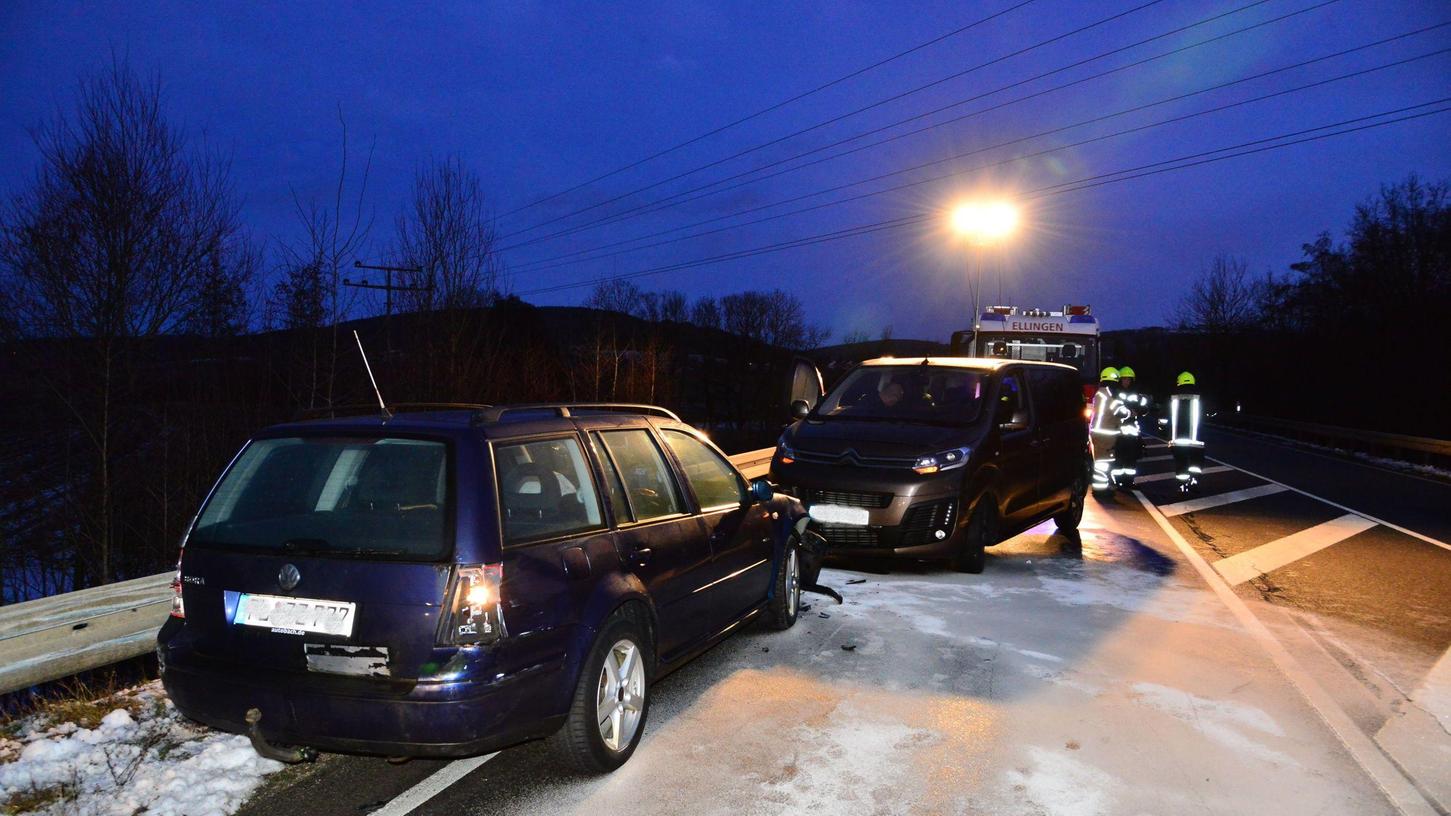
[555, 615, 651, 773]
[763, 540, 801, 630]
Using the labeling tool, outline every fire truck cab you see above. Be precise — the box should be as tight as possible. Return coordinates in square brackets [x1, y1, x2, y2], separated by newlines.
[949, 305, 1101, 398]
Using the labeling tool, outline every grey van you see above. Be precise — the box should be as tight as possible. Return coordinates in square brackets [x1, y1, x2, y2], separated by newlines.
[770, 358, 1089, 572]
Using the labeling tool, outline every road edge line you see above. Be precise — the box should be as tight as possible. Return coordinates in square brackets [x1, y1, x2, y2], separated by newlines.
[370, 752, 499, 816]
[1204, 456, 1451, 554]
[1133, 490, 1439, 816]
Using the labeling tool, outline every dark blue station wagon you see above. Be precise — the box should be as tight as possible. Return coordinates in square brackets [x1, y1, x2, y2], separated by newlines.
[158, 403, 812, 772]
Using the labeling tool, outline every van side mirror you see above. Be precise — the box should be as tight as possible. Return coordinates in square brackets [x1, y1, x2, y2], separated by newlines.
[1060, 342, 1079, 359]
[790, 399, 811, 420]
[749, 478, 774, 503]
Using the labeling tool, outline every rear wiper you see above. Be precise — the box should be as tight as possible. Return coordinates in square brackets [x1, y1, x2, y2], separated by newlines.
[282, 537, 331, 554]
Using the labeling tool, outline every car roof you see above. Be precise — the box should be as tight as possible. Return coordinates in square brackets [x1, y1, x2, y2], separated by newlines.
[260, 404, 678, 439]
[859, 356, 1077, 373]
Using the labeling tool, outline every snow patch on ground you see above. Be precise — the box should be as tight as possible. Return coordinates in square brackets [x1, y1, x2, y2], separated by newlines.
[758, 700, 937, 815]
[1130, 682, 1296, 767]
[0, 681, 282, 816]
[1005, 746, 1115, 816]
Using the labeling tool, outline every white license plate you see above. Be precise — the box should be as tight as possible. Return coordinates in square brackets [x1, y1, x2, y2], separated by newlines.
[809, 504, 870, 526]
[235, 593, 356, 638]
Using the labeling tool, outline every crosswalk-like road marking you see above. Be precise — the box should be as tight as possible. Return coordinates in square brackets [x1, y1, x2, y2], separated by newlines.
[1212, 513, 1378, 585]
[1158, 483, 1288, 517]
[1134, 465, 1233, 484]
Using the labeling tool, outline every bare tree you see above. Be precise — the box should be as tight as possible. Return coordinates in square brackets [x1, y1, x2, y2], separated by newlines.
[690, 296, 722, 330]
[583, 278, 644, 315]
[0, 57, 246, 585]
[721, 289, 827, 350]
[392, 156, 502, 311]
[1173, 254, 1263, 332]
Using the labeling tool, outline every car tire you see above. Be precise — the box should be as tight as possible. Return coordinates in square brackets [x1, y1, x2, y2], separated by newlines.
[552, 613, 651, 773]
[1054, 466, 1088, 533]
[763, 540, 801, 630]
[951, 500, 995, 574]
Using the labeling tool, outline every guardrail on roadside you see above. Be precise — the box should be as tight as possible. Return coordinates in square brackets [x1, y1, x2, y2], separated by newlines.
[1218, 415, 1451, 470]
[0, 448, 777, 696]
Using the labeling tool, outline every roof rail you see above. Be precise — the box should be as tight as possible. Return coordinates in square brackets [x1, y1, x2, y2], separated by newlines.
[295, 402, 493, 420]
[476, 403, 681, 423]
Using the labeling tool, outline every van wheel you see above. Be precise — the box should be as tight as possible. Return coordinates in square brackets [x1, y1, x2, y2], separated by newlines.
[763, 540, 801, 630]
[553, 614, 651, 773]
[951, 501, 995, 574]
[1055, 468, 1088, 533]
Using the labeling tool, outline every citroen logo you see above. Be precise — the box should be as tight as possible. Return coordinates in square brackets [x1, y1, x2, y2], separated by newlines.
[278, 564, 301, 592]
[838, 448, 861, 466]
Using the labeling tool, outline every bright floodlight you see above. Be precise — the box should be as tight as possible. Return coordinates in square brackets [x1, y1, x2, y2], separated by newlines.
[951, 201, 1019, 244]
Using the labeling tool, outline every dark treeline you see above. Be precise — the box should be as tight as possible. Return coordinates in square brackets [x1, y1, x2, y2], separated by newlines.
[1108, 174, 1449, 439]
[0, 60, 826, 603]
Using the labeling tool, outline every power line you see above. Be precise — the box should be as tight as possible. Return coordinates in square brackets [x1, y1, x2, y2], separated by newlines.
[516, 99, 1451, 297]
[498, 0, 1322, 254]
[497, 0, 1040, 219]
[506, 30, 1449, 276]
[497, 0, 1173, 241]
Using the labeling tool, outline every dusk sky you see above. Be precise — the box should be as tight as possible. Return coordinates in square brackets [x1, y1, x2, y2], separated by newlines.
[3, 0, 1448, 340]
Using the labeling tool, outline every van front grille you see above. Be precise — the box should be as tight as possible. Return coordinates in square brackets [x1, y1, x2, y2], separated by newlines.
[806, 489, 893, 508]
[816, 525, 884, 548]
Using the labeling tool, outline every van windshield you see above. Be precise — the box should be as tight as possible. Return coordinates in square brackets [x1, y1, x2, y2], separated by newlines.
[816, 366, 986, 425]
[190, 436, 451, 560]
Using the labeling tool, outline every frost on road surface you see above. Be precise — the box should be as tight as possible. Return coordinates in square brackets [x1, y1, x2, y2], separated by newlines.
[430, 502, 1400, 816]
[0, 680, 282, 816]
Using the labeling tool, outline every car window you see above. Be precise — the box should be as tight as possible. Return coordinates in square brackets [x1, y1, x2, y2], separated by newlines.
[588, 431, 633, 524]
[191, 437, 451, 559]
[599, 430, 685, 521]
[1028, 368, 1082, 424]
[662, 430, 745, 511]
[495, 436, 604, 545]
[997, 372, 1032, 428]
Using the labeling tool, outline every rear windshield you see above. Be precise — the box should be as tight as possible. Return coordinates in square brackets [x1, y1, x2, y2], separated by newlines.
[816, 366, 986, 426]
[191, 436, 451, 560]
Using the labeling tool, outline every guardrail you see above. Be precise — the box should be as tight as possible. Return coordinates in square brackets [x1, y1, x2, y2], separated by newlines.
[1218, 415, 1451, 469]
[0, 448, 777, 696]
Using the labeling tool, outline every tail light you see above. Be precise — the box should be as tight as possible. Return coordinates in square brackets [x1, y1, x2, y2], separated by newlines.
[170, 557, 185, 619]
[438, 564, 506, 646]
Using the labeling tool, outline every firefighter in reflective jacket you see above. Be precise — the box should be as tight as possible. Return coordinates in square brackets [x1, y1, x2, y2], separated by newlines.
[1089, 367, 1131, 491]
[1168, 371, 1205, 491]
[1113, 365, 1150, 487]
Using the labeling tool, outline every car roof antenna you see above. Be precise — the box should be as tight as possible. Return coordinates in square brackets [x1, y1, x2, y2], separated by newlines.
[353, 329, 392, 422]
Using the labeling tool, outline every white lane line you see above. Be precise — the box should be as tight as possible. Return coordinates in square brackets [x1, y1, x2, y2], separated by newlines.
[1134, 465, 1233, 484]
[1158, 483, 1288, 518]
[1206, 457, 1451, 554]
[1135, 491, 1438, 816]
[1213, 513, 1378, 586]
[370, 753, 498, 816]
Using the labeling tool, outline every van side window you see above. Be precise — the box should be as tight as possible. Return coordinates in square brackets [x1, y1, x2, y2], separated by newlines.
[997, 372, 1032, 428]
[662, 430, 746, 511]
[1028, 368, 1081, 424]
[588, 431, 633, 524]
[599, 430, 685, 522]
[495, 436, 604, 545]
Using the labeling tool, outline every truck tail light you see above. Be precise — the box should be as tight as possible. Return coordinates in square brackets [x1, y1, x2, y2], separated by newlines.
[438, 564, 506, 646]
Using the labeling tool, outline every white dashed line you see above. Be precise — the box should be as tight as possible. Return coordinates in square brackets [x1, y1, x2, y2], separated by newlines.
[370, 753, 498, 816]
[1157, 483, 1288, 518]
[1212, 513, 1378, 586]
[1133, 465, 1232, 484]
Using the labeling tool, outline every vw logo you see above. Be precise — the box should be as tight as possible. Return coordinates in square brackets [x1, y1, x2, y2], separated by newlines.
[278, 564, 301, 592]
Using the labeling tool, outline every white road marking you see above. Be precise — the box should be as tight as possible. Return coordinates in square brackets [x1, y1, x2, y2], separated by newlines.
[1134, 465, 1233, 484]
[1204, 457, 1451, 554]
[1135, 492, 1438, 816]
[1158, 483, 1288, 518]
[1212, 514, 1378, 586]
[370, 752, 498, 816]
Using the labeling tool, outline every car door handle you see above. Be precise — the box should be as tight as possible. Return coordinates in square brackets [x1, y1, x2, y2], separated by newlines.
[627, 547, 653, 566]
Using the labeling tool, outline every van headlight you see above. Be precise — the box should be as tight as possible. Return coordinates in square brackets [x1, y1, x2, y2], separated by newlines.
[912, 447, 970, 475]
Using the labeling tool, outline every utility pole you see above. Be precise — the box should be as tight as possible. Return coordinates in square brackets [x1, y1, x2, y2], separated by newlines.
[344, 260, 428, 351]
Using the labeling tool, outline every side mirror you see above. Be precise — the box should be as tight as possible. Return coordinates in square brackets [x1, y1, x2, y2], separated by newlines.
[749, 478, 774, 503]
[1060, 342, 1079, 359]
[790, 399, 811, 420]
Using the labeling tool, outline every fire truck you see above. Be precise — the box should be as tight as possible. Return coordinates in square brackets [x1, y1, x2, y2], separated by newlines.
[949, 305, 1102, 399]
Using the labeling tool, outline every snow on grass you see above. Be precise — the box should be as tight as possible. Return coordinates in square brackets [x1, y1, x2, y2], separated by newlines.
[1129, 682, 1296, 767]
[0, 681, 283, 816]
[1005, 746, 1115, 816]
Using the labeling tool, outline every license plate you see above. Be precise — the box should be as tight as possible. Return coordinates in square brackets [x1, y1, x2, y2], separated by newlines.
[235, 593, 356, 638]
[809, 504, 870, 526]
